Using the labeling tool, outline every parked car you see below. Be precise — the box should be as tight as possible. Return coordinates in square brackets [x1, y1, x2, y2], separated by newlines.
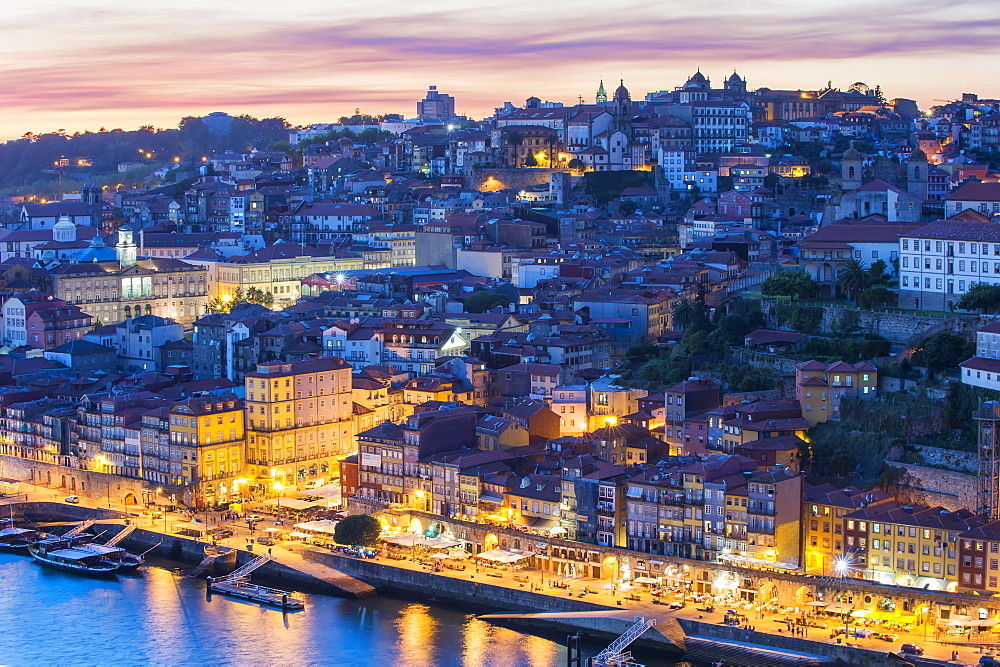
[900, 643, 924, 655]
[979, 656, 1000, 666]
[246, 515, 263, 522]
[256, 536, 276, 546]
[668, 601, 685, 609]
[212, 530, 234, 539]
[64, 496, 80, 504]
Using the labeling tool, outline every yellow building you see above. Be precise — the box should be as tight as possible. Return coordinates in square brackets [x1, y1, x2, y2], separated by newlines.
[845, 502, 979, 591]
[168, 394, 245, 506]
[803, 483, 893, 575]
[794, 360, 878, 427]
[202, 244, 364, 307]
[244, 357, 354, 487]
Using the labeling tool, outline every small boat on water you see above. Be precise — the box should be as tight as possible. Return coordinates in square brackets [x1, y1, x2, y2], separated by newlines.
[0, 525, 38, 552]
[28, 543, 119, 574]
[76, 543, 145, 571]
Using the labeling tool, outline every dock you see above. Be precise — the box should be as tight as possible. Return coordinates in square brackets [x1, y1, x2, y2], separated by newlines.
[205, 553, 304, 610]
[207, 580, 305, 610]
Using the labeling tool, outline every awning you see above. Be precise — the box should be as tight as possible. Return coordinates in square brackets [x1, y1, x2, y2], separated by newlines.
[851, 608, 874, 618]
[384, 534, 424, 547]
[823, 602, 854, 615]
[423, 537, 462, 550]
[805, 601, 828, 606]
[478, 494, 504, 504]
[949, 618, 998, 627]
[633, 576, 659, 584]
[174, 522, 211, 535]
[293, 519, 339, 535]
[474, 548, 534, 563]
[262, 498, 320, 510]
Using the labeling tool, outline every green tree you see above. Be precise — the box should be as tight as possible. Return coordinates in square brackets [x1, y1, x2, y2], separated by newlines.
[523, 153, 538, 167]
[913, 332, 974, 371]
[760, 270, 819, 298]
[464, 290, 510, 313]
[858, 286, 895, 310]
[786, 306, 824, 334]
[246, 286, 275, 308]
[567, 158, 584, 170]
[671, 298, 695, 330]
[868, 259, 890, 285]
[333, 514, 382, 546]
[958, 283, 1000, 314]
[837, 259, 872, 303]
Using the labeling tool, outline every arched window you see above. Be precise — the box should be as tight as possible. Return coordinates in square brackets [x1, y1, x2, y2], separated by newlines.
[848, 166, 855, 178]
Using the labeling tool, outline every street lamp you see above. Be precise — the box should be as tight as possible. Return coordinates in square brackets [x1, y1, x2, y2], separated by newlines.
[273, 481, 283, 510]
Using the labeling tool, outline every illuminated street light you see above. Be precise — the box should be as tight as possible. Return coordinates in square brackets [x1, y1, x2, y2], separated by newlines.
[833, 555, 854, 578]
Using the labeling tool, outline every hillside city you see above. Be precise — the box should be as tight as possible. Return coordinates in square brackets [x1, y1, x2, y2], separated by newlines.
[7, 72, 1000, 619]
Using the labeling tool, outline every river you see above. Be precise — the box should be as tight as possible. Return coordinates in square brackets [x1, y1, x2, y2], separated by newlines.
[0, 554, 682, 666]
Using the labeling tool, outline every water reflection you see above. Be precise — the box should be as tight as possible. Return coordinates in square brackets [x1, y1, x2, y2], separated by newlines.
[0, 554, 596, 666]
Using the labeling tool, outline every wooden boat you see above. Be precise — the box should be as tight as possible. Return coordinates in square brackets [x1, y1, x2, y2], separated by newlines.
[76, 543, 145, 571]
[28, 543, 119, 574]
[0, 525, 38, 552]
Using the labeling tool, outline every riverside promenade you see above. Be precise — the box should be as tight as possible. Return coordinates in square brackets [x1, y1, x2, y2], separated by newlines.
[0, 484, 980, 665]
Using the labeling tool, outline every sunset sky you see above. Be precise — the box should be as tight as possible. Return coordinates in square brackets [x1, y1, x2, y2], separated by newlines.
[2, 0, 998, 140]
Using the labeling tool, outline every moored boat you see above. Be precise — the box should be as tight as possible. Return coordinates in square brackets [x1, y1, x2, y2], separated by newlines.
[0, 526, 38, 552]
[28, 543, 120, 574]
[77, 542, 145, 571]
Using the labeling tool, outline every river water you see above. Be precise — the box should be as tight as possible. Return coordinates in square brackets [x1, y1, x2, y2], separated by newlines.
[0, 553, 680, 666]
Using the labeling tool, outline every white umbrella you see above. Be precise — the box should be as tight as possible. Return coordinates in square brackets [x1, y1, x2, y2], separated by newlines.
[264, 527, 282, 533]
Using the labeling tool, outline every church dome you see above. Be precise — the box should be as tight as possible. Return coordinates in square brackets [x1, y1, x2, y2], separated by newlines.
[688, 69, 707, 83]
[74, 235, 117, 263]
[614, 80, 630, 101]
[728, 71, 743, 83]
[843, 147, 862, 161]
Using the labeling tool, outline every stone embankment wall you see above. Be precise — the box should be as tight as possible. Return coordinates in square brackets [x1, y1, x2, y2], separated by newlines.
[885, 462, 978, 511]
[317, 551, 916, 666]
[468, 167, 563, 191]
[0, 455, 165, 505]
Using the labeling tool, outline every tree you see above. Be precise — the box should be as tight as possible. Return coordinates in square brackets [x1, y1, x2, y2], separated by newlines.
[246, 286, 275, 308]
[838, 259, 872, 303]
[522, 153, 538, 167]
[464, 290, 510, 313]
[913, 332, 974, 371]
[671, 298, 695, 329]
[858, 286, 895, 310]
[868, 259, 889, 285]
[786, 305, 823, 334]
[334, 514, 382, 546]
[567, 158, 584, 171]
[760, 270, 819, 298]
[958, 283, 1000, 314]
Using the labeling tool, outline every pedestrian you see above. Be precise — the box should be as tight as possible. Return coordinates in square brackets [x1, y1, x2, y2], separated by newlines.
[268, 547, 273, 556]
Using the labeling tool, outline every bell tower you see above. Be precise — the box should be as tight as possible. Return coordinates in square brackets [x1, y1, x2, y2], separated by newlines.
[116, 225, 137, 267]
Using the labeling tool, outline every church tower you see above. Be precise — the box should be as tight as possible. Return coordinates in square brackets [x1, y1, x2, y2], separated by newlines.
[906, 148, 929, 201]
[596, 80, 607, 103]
[613, 80, 631, 133]
[841, 146, 863, 191]
[116, 225, 137, 267]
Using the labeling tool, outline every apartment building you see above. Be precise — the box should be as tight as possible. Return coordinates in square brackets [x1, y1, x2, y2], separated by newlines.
[244, 357, 354, 487]
[794, 360, 878, 426]
[168, 394, 245, 505]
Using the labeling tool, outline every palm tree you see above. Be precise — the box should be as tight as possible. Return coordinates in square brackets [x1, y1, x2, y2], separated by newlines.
[838, 259, 871, 303]
[671, 298, 695, 330]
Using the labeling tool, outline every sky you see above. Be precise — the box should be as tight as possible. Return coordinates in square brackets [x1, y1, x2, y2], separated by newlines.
[1, 0, 998, 141]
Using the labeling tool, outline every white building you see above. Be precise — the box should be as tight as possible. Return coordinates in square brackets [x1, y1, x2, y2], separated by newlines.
[960, 322, 1000, 390]
[944, 182, 1000, 219]
[897, 220, 1000, 311]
